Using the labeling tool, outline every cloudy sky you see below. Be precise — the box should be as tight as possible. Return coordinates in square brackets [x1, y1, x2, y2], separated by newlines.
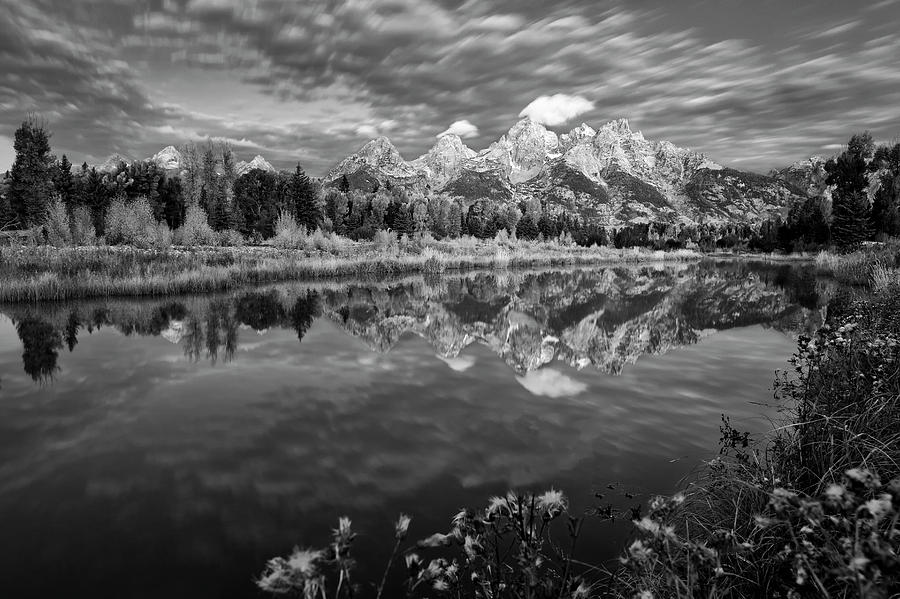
[1, 0, 898, 175]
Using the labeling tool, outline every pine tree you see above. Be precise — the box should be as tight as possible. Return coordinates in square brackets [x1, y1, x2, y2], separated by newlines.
[290, 164, 320, 231]
[517, 213, 539, 240]
[53, 154, 74, 209]
[9, 116, 54, 228]
[393, 203, 414, 236]
[826, 132, 876, 247]
[831, 191, 873, 247]
[339, 174, 351, 193]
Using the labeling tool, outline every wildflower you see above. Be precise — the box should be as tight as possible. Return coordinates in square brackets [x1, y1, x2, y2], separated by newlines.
[825, 483, 845, 501]
[433, 579, 450, 592]
[286, 548, 323, 577]
[395, 514, 411, 540]
[627, 540, 654, 563]
[418, 532, 453, 548]
[451, 509, 468, 526]
[846, 468, 881, 490]
[861, 495, 894, 522]
[850, 556, 871, 571]
[537, 489, 567, 519]
[571, 581, 591, 599]
[638, 591, 654, 599]
[463, 534, 483, 559]
[634, 517, 662, 536]
[486, 495, 508, 517]
[333, 517, 354, 543]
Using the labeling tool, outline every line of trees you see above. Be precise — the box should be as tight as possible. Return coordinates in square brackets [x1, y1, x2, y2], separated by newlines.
[0, 116, 320, 242]
[2, 117, 898, 252]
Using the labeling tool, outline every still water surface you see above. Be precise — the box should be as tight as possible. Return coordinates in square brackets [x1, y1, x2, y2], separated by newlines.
[0, 261, 827, 598]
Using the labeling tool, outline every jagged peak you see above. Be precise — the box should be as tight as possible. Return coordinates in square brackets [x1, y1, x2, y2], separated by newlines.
[596, 118, 635, 138]
[569, 123, 596, 136]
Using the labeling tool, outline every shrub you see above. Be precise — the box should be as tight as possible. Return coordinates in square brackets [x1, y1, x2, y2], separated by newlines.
[272, 210, 306, 249]
[217, 229, 246, 247]
[44, 197, 72, 247]
[620, 470, 900, 599]
[70, 206, 97, 246]
[374, 229, 398, 253]
[176, 205, 218, 246]
[105, 197, 157, 246]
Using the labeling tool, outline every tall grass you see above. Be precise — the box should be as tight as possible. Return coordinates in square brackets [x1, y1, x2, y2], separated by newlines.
[615, 281, 900, 598]
[0, 239, 702, 303]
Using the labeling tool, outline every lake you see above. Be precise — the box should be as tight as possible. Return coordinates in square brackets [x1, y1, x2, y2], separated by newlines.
[0, 260, 830, 598]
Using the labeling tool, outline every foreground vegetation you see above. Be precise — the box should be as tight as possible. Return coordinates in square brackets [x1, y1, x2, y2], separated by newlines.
[0, 227, 700, 302]
[256, 245, 900, 598]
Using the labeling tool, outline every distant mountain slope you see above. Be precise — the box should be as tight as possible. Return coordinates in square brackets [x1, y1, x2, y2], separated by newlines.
[325, 117, 805, 225]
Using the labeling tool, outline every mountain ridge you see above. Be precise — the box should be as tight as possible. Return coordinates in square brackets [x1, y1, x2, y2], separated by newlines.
[324, 117, 805, 225]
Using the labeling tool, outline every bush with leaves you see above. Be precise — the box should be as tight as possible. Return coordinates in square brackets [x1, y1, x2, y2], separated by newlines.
[175, 205, 218, 246]
[69, 206, 97, 246]
[44, 196, 72, 247]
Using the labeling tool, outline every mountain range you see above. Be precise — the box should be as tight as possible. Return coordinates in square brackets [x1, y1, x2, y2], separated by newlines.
[324, 117, 808, 225]
[98, 117, 828, 226]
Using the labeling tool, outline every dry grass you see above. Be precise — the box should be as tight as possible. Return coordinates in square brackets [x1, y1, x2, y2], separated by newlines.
[0, 238, 701, 303]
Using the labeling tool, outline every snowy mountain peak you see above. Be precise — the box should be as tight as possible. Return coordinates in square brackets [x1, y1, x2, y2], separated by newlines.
[151, 145, 183, 171]
[236, 155, 275, 176]
[412, 134, 477, 189]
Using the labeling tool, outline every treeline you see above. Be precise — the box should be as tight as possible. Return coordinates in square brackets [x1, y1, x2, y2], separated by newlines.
[2, 117, 899, 252]
[0, 116, 319, 243]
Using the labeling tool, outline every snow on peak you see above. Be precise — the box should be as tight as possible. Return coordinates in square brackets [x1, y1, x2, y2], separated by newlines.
[151, 145, 183, 171]
[236, 154, 275, 176]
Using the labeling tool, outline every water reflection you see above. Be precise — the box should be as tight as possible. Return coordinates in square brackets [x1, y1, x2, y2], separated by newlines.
[0, 261, 833, 599]
[4, 260, 828, 382]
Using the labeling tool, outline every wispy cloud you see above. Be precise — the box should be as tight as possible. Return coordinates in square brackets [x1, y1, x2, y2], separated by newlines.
[0, 0, 897, 173]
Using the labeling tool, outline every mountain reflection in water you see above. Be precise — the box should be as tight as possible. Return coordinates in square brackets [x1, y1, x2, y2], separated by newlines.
[4, 261, 827, 383]
[0, 260, 831, 599]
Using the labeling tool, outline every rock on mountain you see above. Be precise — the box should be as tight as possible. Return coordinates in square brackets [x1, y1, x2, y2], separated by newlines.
[410, 134, 476, 189]
[236, 155, 276, 176]
[150, 146, 184, 171]
[326, 117, 805, 225]
[96, 154, 131, 173]
[771, 156, 831, 201]
[327, 137, 428, 192]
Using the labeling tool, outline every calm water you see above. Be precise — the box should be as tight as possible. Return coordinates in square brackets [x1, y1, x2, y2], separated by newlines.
[0, 261, 829, 598]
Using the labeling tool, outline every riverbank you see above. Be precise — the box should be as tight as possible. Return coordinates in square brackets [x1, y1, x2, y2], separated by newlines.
[616, 252, 900, 598]
[251, 243, 900, 599]
[0, 238, 702, 302]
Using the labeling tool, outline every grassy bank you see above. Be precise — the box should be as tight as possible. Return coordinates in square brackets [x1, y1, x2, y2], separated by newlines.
[252, 246, 900, 599]
[0, 237, 700, 303]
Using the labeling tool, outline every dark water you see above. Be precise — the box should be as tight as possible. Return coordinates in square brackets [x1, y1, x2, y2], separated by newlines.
[0, 261, 829, 598]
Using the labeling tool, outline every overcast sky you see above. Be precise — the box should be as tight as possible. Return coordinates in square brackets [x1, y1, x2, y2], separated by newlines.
[1, 0, 898, 175]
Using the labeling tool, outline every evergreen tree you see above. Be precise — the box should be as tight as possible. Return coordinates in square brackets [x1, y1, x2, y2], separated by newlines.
[9, 116, 54, 228]
[538, 212, 558, 238]
[517, 213, 539, 240]
[832, 192, 873, 247]
[826, 132, 876, 246]
[339, 174, 351, 193]
[393, 203, 414, 236]
[872, 143, 900, 238]
[289, 164, 320, 231]
[159, 176, 185, 229]
[53, 154, 74, 209]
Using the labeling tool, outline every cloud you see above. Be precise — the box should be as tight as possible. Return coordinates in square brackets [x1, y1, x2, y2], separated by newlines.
[516, 368, 588, 398]
[518, 94, 595, 127]
[1, 1, 899, 173]
[436, 354, 476, 372]
[438, 120, 479, 139]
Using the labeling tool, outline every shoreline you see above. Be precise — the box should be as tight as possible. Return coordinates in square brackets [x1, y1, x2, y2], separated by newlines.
[0, 241, 707, 303]
[0, 240, 842, 304]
